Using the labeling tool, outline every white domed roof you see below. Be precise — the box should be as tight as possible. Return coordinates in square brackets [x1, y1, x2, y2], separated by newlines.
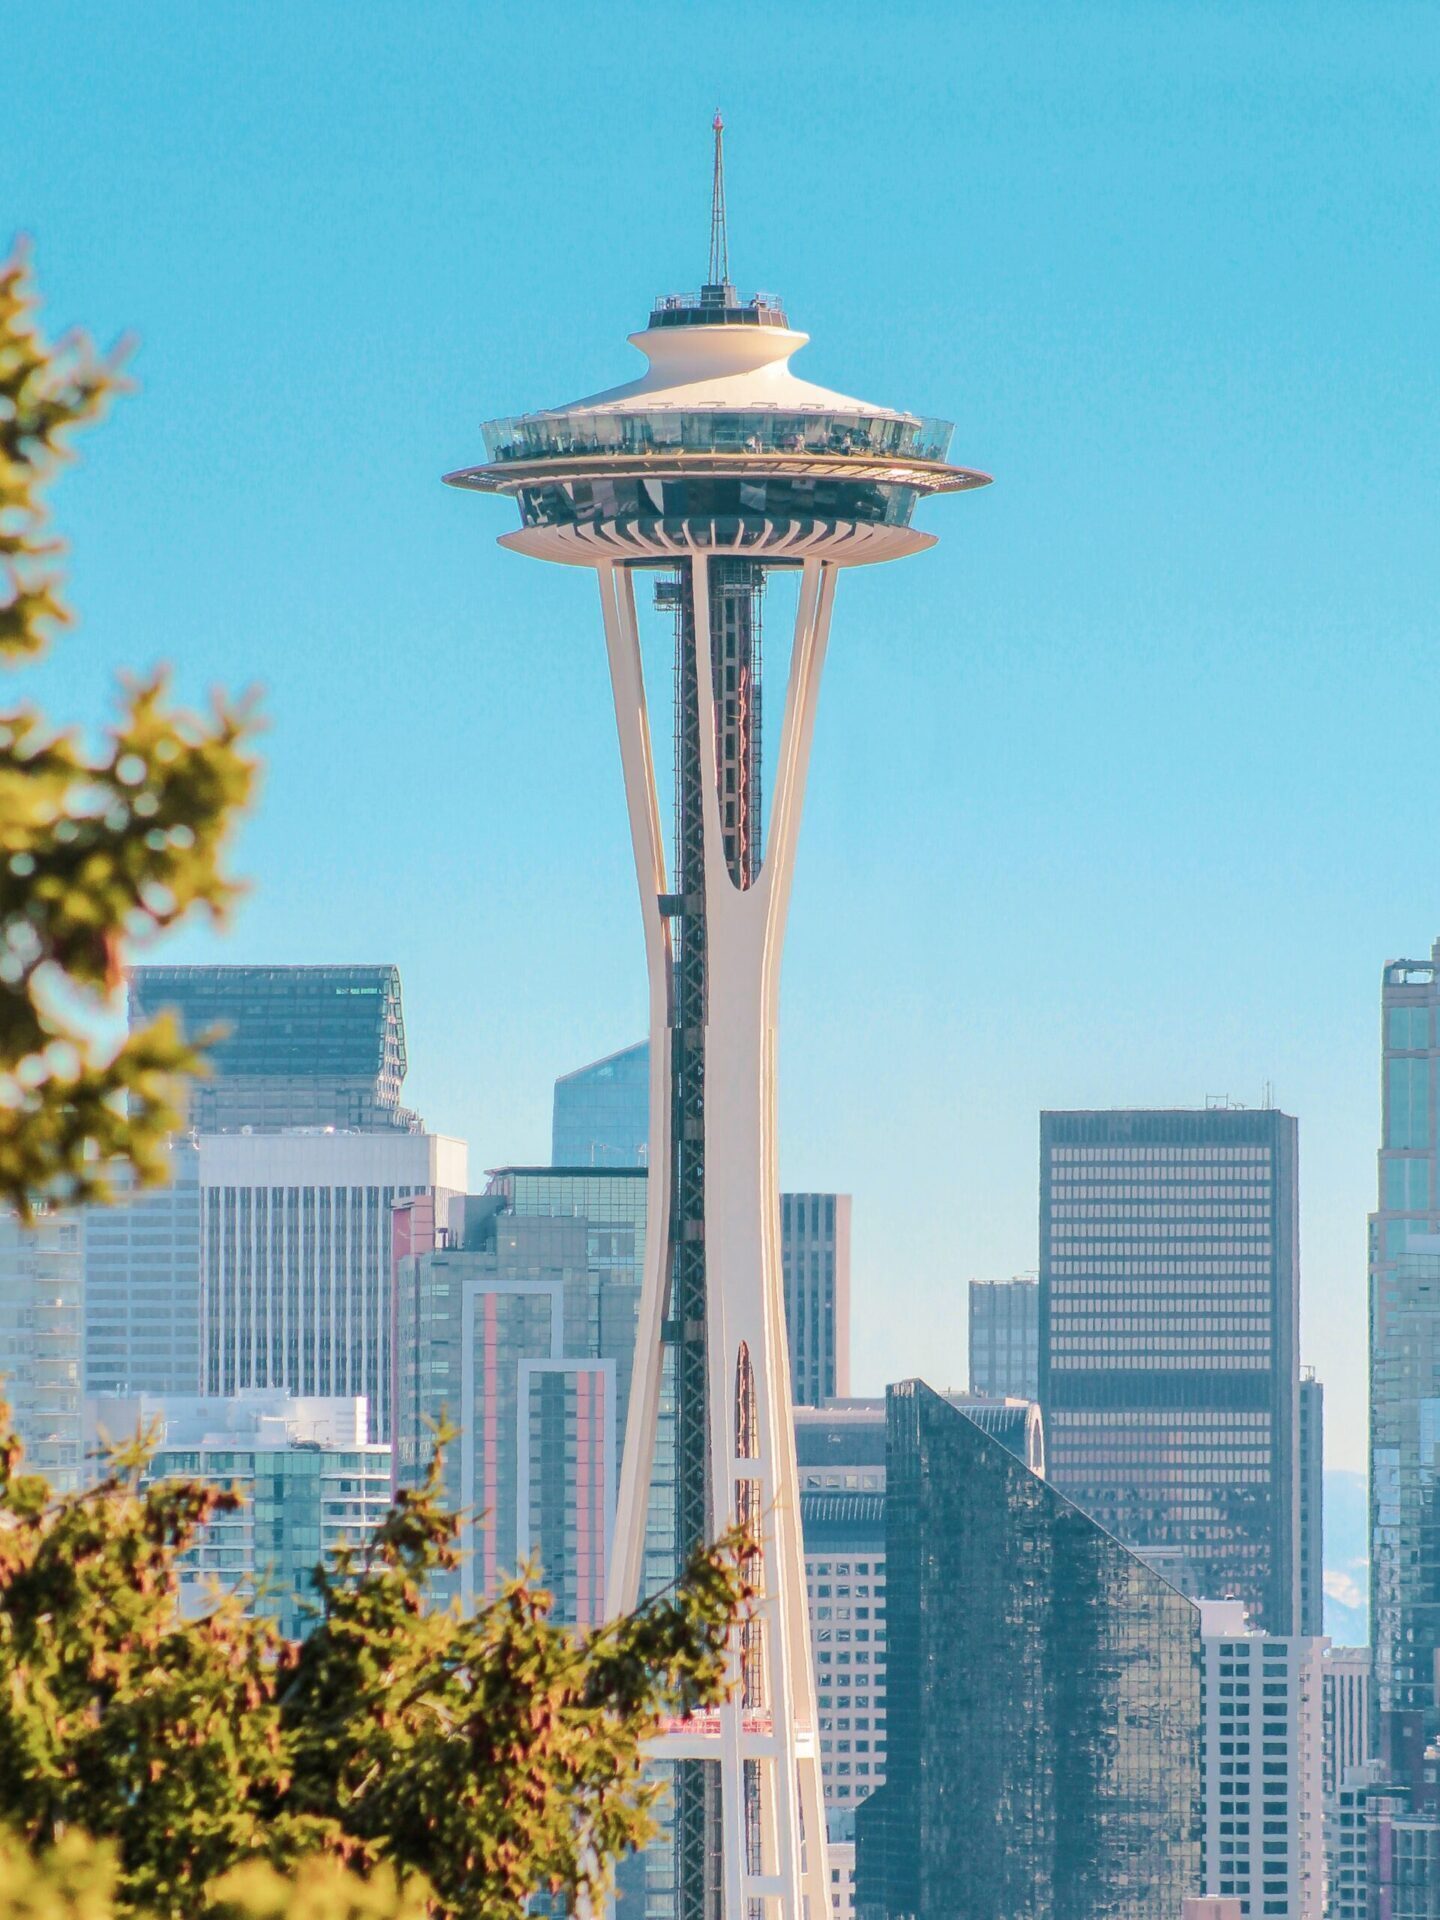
[542, 316, 913, 423]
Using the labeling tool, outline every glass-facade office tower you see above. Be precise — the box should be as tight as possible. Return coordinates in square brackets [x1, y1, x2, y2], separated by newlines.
[1197, 1599, 1325, 1920]
[854, 1379, 1200, 1920]
[129, 963, 421, 1133]
[91, 1392, 392, 1639]
[552, 1042, 650, 1168]
[968, 1274, 1039, 1399]
[795, 1398, 1044, 1920]
[1370, 942, 1440, 1796]
[83, 1138, 201, 1401]
[0, 1210, 84, 1493]
[393, 1168, 647, 1623]
[1299, 1370, 1324, 1639]
[200, 1129, 466, 1442]
[1040, 1106, 1301, 1634]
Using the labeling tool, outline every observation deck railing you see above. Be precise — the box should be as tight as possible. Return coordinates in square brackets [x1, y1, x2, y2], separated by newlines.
[648, 291, 789, 328]
[479, 409, 955, 467]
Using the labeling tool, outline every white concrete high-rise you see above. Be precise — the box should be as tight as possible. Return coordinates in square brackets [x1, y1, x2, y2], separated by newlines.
[199, 1129, 466, 1442]
[445, 120, 988, 1919]
[1322, 1645, 1372, 1800]
[1198, 1599, 1326, 1920]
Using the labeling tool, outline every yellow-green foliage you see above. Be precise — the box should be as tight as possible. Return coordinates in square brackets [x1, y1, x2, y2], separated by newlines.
[0, 1411, 753, 1919]
[0, 1831, 431, 1920]
[0, 245, 259, 1218]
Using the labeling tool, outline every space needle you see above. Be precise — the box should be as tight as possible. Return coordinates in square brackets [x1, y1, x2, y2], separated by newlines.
[445, 118, 989, 1920]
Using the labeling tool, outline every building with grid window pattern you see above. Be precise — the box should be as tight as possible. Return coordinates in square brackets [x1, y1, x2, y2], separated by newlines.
[0, 1209, 84, 1493]
[854, 1379, 1201, 1920]
[200, 1129, 466, 1444]
[797, 1407, 889, 1829]
[392, 1169, 647, 1624]
[1039, 1107, 1300, 1634]
[782, 1192, 851, 1407]
[84, 1139, 201, 1401]
[1299, 1371, 1324, 1638]
[1197, 1599, 1324, 1920]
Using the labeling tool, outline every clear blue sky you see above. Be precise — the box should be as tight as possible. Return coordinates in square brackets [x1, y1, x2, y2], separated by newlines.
[9, 3, 1437, 1469]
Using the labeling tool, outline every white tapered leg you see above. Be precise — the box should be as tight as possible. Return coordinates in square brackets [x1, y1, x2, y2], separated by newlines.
[602, 550, 838, 1918]
[598, 561, 673, 1621]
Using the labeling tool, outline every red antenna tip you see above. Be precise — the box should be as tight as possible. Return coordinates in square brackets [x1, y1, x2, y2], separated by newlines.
[713, 110, 724, 131]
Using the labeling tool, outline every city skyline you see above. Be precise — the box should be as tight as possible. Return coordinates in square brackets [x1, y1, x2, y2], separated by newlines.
[9, 7, 1440, 1471]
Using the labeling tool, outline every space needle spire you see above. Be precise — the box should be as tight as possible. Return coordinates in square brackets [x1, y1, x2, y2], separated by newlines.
[708, 110, 729, 289]
[445, 132, 989, 1919]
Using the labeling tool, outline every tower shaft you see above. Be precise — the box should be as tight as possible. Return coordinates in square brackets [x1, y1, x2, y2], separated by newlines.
[598, 552, 835, 1918]
[668, 557, 767, 1915]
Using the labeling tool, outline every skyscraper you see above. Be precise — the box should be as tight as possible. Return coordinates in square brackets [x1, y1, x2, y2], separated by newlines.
[1040, 1105, 1301, 1633]
[795, 1397, 1044, 1920]
[200, 1128, 466, 1440]
[1369, 942, 1440, 1793]
[1196, 1599, 1325, 1920]
[968, 1274, 1039, 1399]
[129, 964, 421, 1133]
[83, 1138, 201, 1401]
[796, 1405, 890, 1833]
[552, 1042, 650, 1167]
[392, 1168, 647, 1622]
[0, 1209, 84, 1492]
[554, 1042, 853, 1414]
[1299, 1370, 1324, 1638]
[782, 1192, 851, 1407]
[854, 1379, 1201, 1920]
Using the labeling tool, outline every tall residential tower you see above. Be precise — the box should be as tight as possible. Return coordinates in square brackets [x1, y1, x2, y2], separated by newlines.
[446, 122, 988, 1919]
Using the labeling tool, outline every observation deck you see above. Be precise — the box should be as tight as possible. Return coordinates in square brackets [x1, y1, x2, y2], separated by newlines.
[444, 282, 990, 565]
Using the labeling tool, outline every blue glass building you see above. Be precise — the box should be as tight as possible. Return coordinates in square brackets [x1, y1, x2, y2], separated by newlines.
[129, 963, 420, 1132]
[855, 1380, 1201, 1920]
[551, 1042, 650, 1169]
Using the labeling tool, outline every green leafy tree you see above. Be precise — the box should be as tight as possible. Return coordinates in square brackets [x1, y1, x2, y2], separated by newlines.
[0, 1412, 752, 1919]
[0, 244, 258, 1218]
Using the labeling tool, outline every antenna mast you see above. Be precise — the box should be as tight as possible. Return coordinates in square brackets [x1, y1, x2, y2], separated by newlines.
[708, 110, 729, 288]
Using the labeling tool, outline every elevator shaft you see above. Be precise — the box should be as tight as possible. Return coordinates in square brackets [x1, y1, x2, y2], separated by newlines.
[664, 556, 766, 1920]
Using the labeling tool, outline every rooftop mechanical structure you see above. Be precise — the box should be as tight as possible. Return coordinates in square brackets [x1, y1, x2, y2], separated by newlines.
[445, 118, 989, 1920]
